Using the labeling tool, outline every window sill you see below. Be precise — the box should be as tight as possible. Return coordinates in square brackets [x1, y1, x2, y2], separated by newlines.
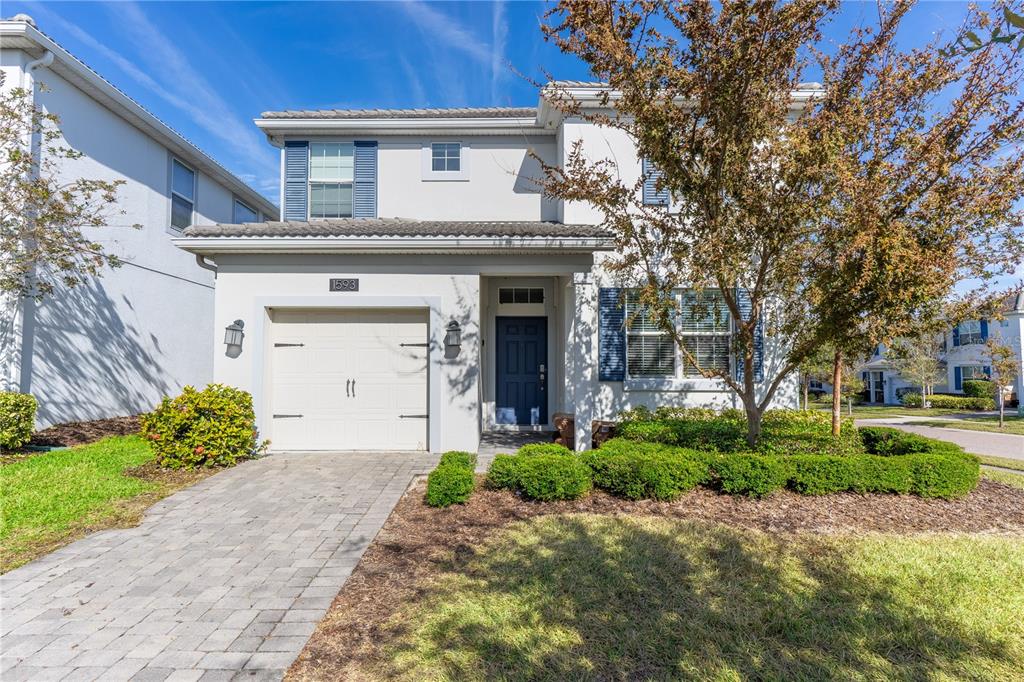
[422, 172, 469, 182]
[623, 377, 731, 392]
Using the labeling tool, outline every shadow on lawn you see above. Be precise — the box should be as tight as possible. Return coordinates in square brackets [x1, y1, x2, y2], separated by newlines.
[383, 516, 1015, 680]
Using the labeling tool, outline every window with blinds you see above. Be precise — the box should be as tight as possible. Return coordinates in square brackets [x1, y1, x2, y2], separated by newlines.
[625, 292, 675, 377]
[624, 289, 732, 379]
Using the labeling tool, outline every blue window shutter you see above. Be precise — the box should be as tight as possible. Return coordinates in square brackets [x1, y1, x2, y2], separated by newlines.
[641, 158, 669, 206]
[980, 320, 989, 341]
[598, 288, 626, 381]
[952, 325, 960, 347]
[284, 141, 308, 221]
[734, 289, 764, 382]
[353, 141, 378, 218]
[954, 366, 962, 391]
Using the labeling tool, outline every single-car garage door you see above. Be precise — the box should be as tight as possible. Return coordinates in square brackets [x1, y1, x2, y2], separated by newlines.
[268, 308, 428, 451]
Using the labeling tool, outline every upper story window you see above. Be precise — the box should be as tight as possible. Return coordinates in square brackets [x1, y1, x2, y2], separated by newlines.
[431, 143, 461, 172]
[170, 158, 195, 230]
[422, 141, 469, 181]
[624, 289, 732, 379]
[309, 143, 354, 218]
[233, 199, 258, 224]
[957, 320, 983, 345]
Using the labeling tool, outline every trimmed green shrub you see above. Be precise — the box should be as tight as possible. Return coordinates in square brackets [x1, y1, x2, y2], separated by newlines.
[438, 450, 477, 469]
[850, 456, 914, 494]
[584, 447, 713, 501]
[0, 392, 37, 451]
[962, 379, 994, 399]
[139, 384, 265, 468]
[517, 443, 574, 457]
[900, 393, 995, 410]
[616, 409, 860, 456]
[859, 426, 962, 457]
[712, 455, 788, 498]
[486, 454, 522, 490]
[907, 452, 980, 499]
[787, 455, 858, 495]
[515, 455, 592, 501]
[426, 463, 475, 507]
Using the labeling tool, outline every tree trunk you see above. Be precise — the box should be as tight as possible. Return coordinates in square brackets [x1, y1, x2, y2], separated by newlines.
[999, 388, 1005, 428]
[744, 402, 763, 447]
[921, 385, 927, 410]
[831, 350, 843, 437]
[803, 380, 809, 411]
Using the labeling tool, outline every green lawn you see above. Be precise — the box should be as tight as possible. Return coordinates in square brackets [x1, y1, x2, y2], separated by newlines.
[377, 515, 1024, 681]
[809, 401, 982, 419]
[983, 469, 1024, 490]
[977, 456, 1024, 472]
[0, 436, 210, 573]
[916, 416, 1024, 436]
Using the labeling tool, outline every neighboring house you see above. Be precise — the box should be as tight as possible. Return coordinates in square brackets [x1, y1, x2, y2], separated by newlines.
[172, 82, 803, 454]
[856, 293, 1024, 405]
[0, 16, 277, 428]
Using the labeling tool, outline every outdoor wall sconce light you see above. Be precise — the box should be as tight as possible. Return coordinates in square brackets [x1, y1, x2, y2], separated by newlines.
[444, 320, 462, 348]
[224, 319, 245, 348]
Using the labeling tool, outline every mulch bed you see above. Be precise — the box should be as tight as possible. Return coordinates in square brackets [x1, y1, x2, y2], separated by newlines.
[286, 477, 1024, 680]
[29, 415, 141, 448]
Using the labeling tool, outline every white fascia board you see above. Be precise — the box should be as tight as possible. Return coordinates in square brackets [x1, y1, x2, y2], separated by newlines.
[254, 117, 550, 144]
[0, 20, 278, 219]
[171, 236, 614, 255]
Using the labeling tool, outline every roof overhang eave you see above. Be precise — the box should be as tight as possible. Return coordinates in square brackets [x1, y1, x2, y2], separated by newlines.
[172, 235, 615, 255]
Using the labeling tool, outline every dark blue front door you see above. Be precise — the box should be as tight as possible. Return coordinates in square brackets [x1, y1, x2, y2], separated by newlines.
[495, 317, 547, 425]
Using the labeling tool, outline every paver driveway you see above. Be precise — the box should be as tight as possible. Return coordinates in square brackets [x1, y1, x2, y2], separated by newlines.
[0, 451, 437, 681]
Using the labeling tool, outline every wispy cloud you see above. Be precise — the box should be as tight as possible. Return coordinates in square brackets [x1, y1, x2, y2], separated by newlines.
[397, 0, 509, 106]
[491, 0, 509, 105]
[398, 55, 429, 107]
[25, 1, 277, 199]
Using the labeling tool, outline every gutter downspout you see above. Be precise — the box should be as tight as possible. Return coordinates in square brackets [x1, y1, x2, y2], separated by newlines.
[7, 49, 54, 394]
[195, 254, 217, 275]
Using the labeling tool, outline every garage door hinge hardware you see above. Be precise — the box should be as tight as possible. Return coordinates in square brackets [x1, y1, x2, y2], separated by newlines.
[272, 414, 303, 418]
[400, 343, 429, 347]
[399, 414, 429, 419]
[274, 343, 304, 347]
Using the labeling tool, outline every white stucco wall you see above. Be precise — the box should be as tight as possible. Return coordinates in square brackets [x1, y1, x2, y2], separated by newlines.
[1, 53, 253, 427]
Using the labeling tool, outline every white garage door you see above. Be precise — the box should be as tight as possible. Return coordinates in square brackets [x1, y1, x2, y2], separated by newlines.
[268, 309, 428, 451]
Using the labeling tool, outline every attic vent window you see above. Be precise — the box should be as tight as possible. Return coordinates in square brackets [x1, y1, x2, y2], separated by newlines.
[499, 287, 544, 304]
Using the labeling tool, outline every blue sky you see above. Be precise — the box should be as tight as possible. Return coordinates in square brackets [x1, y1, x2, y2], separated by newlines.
[12, 1, 979, 204]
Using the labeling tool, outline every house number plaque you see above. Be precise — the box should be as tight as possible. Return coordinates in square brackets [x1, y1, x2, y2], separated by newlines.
[329, 278, 359, 292]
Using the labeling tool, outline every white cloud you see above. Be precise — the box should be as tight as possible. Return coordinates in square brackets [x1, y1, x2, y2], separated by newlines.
[491, 0, 508, 105]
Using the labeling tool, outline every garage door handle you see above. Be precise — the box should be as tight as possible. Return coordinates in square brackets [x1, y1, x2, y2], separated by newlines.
[274, 343, 304, 347]
[346, 380, 350, 397]
[273, 414, 303, 419]
[399, 414, 428, 419]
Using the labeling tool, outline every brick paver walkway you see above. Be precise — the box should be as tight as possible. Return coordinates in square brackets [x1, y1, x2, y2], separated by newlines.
[0, 451, 437, 681]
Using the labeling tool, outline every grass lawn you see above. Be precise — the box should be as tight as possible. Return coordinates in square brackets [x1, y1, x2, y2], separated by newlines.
[809, 400, 982, 419]
[977, 455, 1024, 472]
[0, 436, 215, 573]
[368, 516, 1024, 681]
[916, 416, 1024, 436]
[984, 469, 1024, 490]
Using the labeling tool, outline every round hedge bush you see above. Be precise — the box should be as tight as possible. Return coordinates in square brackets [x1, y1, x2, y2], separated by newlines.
[0, 392, 37, 451]
[438, 450, 477, 469]
[139, 384, 265, 468]
[486, 454, 522, 490]
[712, 454, 789, 498]
[515, 455, 592, 501]
[425, 463, 475, 507]
[583, 448, 713, 501]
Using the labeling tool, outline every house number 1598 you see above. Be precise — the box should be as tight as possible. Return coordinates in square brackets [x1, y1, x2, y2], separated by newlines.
[329, 278, 359, 292]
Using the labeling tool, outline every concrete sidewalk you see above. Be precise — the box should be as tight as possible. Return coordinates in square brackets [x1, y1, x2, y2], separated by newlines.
[856, 417, 1024, 461]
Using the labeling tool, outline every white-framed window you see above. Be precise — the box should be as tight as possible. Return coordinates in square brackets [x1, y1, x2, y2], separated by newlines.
[499, 287, 544, 304]
[961, 366, 989, 381]
[170, 158, 195, 230]
[625, 289, 732, 379]
[232, 199, 258, 224]
[958, 320, 983, 345]
[309, 142, 354, 218]
[421, 141, 469, 181]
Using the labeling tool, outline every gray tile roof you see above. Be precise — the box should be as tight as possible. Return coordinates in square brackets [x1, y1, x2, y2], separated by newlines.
[259, 107, 538, 120]
[182, 218, 611, 239]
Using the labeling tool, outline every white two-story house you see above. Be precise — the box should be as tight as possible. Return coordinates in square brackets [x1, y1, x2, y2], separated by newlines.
[0, 15, 277, 428]
[173, 83, 800, 453]
[858, 293, 1024, 405]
